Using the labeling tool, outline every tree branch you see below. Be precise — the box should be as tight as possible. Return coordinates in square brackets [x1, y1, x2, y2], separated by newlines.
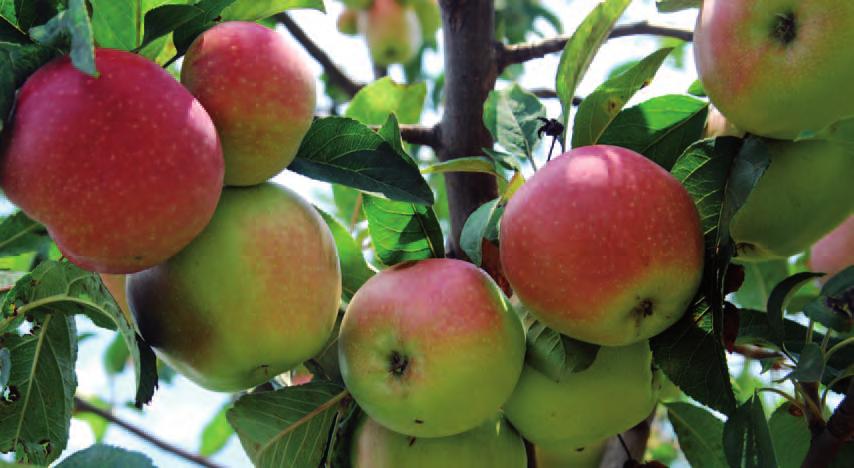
[802, 380, 854, 468]
[275, 13, 363, 97]
[397, 124, 442, 148]
[498, 20, 694, 70]
[74, 397, 223, 468]
[599, 412, 654, 467]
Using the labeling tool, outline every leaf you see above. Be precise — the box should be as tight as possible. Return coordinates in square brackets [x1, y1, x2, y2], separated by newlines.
[483, 84, 547, 162]
[220, 0, 325, 22]
[72, 397, 110, 443]
[29, 0, 96, 76]
[735, 260, 790, 311]
[199, 404, 233, 457]
[0, 348, 9, 387]
[766, 272, 824, 345]
[102, 333, 129, 376]
[139, 4, 204, 49]
[316, 210, 374, 302]
[555, 0, 631, 126]
[227, 381, 346, 468]
[0, 42, 58, 132]
[0, 314, 76, 465]
[56, 444, 154, 468]
[657, 0, 701, 13]
[345, 77, 426, 125]
[169, 0, 239, 57]
[803, 266, 854, 333]
[525, 319, 599, 381]
[571, 47, 672, 148]
[459, 199, 502, 266]
[651, 296, 736, 416]
[768, 403, 809, 468]
[597, 94, 708, 170]
[723, 394, 778, 468]
[0, 261, 157, 406]
[786, 342, 824, 383]
[290, 117, 434, 205]
[363, 196, 444, 266]
[666, 402, 728, 468]
[0, 212, 49, 258]
[420, 157, 501, 177]
[89, 0, 140, 50]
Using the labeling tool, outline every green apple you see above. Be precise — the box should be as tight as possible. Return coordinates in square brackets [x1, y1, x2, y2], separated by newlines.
[704, 105, 745, 139]
[337, 9, 360, 35]
[809, 215, 854, 284]
[99, 274, 133, 326]
[181, 22, 316, 186]
[359, 0, 422, 66]
[503, 341, 660, 447]
[694, 0, 854, 139]
[412, 0, 440, 44]
[500, 145, 704, 346]
[730, 139, 854, 260]
[351, 414, 527, 467]
[342, 0, 373, 9]
[339, 258, 525, 438]
[535, 438, 607, 468]
[0, 49, 223, 273]
[127, 183, 341, 392]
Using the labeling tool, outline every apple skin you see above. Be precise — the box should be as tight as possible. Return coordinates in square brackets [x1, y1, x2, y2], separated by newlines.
[181, 21, 316, 186]
[730, 139, 854, 261]
[351, 414, 527, 468]
[337, 9, 360, 35]
[99, 274, 133, 325]
[359, 0, 422, 66]
[127, 183, 341, 392]
[499, 145, 704, 346]
[0, 49, 223, 273]
[339, 258, 525, 438]
[534, 438, 607, 468]
[809, 216, 854, 284]
[503, 341, 660, 447]
[704, 105, 745, 139]
[694, 0, 854, 139]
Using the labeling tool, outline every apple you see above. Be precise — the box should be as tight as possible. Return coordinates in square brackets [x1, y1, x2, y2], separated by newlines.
[412, 0, 441, 44]
[704, 105, 745, 139]
[127, 183, 341, 392]
[809, 216, 854, 284]
[342, 0, 373, 9]
[694, 1, 854, 139]
[730, 139, 854, 261]
[338, 258, 525, 438]
[0, 49, 223, 274]
[350, 413, 527, 467]
[181, 21, 316, 186]
[499, 145, 704, 346]
[338, 9, 360, 35]
[534, 438, 607, 468]
[359, 0, 422, 66]
[99, 274, 133, 325]
[503, 341, 660, 447]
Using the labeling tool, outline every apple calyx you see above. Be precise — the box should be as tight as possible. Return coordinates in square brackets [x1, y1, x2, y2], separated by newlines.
[772, 12, 797, 45]
[389, 350, 410, 377]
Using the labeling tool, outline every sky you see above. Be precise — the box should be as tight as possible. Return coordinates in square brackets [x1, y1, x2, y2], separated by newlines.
[46, 1, 706, 466]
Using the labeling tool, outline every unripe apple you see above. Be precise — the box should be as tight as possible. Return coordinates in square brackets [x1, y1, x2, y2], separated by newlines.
[339, 258, 525, 438]
[534, 438, 607, 468]
[181, 21, 316, 186]
[337, 9, 360, 35]
[730, 139, 854, 261]
[704, 105, 745, 139]
[694, 0, 854, 139]
[351, 414, 527, 467]
[127, 183, 341, 392]
[0, 49, 223, 273]
[500, 145, 704, 346]
[412, 0, 440, 43]
[809, 216, 854, 284]
[503, 341, 660, 447]
[358, 0, 422, 66]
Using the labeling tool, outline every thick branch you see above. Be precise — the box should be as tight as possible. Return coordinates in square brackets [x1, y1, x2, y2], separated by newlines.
[499, 21, 694, 70]
[802, 380, 854, 468]
[399, 124, 441, 148]
[74, 397, 223, 468]
[275, 13, 362, 97]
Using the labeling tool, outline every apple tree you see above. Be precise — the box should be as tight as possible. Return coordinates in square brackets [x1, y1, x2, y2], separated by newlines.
[0, 0, 852, 467]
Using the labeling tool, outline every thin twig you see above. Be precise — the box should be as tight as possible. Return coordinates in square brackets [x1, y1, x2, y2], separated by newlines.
[498, 20, 694, 70]
[368, 123, 442, 149]
[732, 344, 784, 361]
[74, 397, 223, 468]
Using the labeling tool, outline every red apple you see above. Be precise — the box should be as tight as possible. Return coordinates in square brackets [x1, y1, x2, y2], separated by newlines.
[181, 21, 316, 186]
[338, 258, 525, 438]
[500, 145, 704, 346]
[694, 0, 854, 139]
[0, 49, 223, 273]
[810, 216, 854, 284]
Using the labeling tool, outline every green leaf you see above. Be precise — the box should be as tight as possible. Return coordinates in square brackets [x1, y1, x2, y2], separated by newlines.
[651, 296, 737, 416]
[290, 117, 434, 205]
[73, 397, 110, 443]
[0, 42, 57, 133]
[29, 0, 96, 76]
[723, 394, 778, 468]
[317, 210, 375, 302]
[0, 348, 10, 387]
[483, 84, 547, 162]
[459, 199, 502, 266]
[345, 77, 426, 125]
[0, 212, 49, 258]
[571, 47, 672, 148]
[656, 0, 701, 13]
[666, 402, 727, 468]
[803, 266, 854, 333]
[735, 260, 790, 311]
[199, 404, 234, 457]
[169, 0, 239, 57]
[768, 403, 809, 468]
[220, 0, 325, 22]
[102, 333, 129, 376]
[555, 0, 631, 127]
[687, 79, 706, 97]
[363, 196, 444, 266]
[766, 272, 824, 345]
[786, 342, 824, 383]
[420, 157, 501, 177]
[57, 444, 154, 468]
[0, 314, 76, 465]
[89, 0, 140, 50]
[524, 318, 599, 381]
[1, 261, 157, 406]
[139, 4, 204, 50]
[227, 381, 346, 468]
[598, 94, 708, 170]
